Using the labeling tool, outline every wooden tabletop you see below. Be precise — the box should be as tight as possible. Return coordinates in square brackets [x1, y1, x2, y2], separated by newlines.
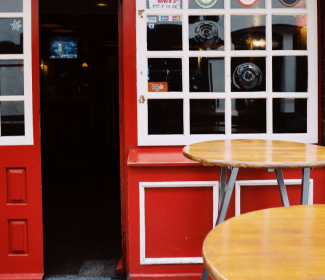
[203, 205, 325, 280]
[182, 139, 325, 169]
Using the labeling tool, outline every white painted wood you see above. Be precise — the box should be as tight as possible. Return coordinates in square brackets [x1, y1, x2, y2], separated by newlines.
[139, 181, 218, 265]
[137, 0, 318, 146]
[235, 179, 314, 216]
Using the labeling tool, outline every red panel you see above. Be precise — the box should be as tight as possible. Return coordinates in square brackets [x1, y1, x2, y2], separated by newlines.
[7, 169, 27, 204]
[8, 220, 28, 254]
[145, 187, 213, 258]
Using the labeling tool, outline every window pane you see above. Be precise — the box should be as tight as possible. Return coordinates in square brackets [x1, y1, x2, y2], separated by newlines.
[272, 56, 307, 92]
[147, 0, 182, 9]
[272, 15, 307, 50]
[189, 0, 224, 9]
[231, 15, 266, 50]
[147, 15, 182, 51]
[0, 101, 24, 136]
[232, 99, 266, 133]
[148, 99, 183, 134]
[272, 0, 306, 9]
[231, 57, 266, 92]
[231, 0, 265, 9]
[0, 18, 23, 54]
[189, 57, 224, 92]
[0, 60, 24, 96]
[148, 58, 182, 92]
[190, 99, 225, 134]
[189, 16, 224, 51]
[0, 0, 23, 12]
[273, 98, 307, 133]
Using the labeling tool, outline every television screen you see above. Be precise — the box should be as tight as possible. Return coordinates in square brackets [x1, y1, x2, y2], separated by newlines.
[49, 36, 78, 59]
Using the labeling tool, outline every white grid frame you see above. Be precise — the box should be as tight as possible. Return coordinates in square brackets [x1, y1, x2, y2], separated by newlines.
[0, 0, 33, 145]
[139, 181, 218, 265]
[136, 0, 318, 146]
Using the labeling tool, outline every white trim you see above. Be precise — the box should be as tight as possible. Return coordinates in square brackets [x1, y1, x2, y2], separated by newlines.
[235, 179, 314, 216]
[139, 181, 218, 265]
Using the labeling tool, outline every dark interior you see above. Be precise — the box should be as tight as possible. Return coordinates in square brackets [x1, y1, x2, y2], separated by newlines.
[39, 0, 121, 277]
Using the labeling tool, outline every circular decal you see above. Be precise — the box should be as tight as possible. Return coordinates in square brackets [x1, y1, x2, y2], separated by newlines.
[233, 63, 263, 90]
[195, 0, 218, 8]
[237, 0, 258, 6]
[279, 0, 300, 7]
[194, 21, 220, 45]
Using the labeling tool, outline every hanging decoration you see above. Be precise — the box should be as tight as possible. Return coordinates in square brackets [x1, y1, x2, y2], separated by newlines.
[233, 63, 263, 90]
[237, 0, 258, 6]
[279, 0, 300, 7]
[195, 0, 218, 8]
[10, 19, 22, 32]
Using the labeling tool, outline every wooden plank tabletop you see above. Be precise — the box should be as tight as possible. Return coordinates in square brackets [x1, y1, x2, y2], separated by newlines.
[203, 205, 325, 280]
[182, 139, 325, 169]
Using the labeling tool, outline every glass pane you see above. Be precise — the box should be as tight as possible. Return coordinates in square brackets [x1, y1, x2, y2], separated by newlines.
[190, 99, 225, 134]
[189, 0, 224, 9]
[0, 60, 24, 96]
[147, 0, 182, 9]
[232, 99, 266, 133]
[189, 57, 224, 92]
[231, 57, 266, 92]
[148, 58, 182, 92]
[0, 0, 23, 12]
[0, 18, 23, 54]
[147, 15, 182, 51]
[0, 101, 24, 136]
[273, 15, 307, 50]
[231, 0, 265, 9]
[231, 15, 266, 50]
[272, 56, 307, 92]
[272, 0, 306, 9]
[189, 16, 224, 51]
[148, 99, 183, 134]
[273, 98, 307, 133]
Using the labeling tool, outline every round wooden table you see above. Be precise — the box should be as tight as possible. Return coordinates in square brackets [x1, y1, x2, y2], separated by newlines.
[203, 204, 325, 280]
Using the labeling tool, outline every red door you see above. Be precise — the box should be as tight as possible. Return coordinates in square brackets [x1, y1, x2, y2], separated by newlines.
[0, 0, 43, 279]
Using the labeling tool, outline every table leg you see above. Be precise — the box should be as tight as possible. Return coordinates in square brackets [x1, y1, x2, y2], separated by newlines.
[201, 267, 209, 280]
[219, 167, 227, 207]
[301, 168, 310, 205]
[275, 169, 290, 207]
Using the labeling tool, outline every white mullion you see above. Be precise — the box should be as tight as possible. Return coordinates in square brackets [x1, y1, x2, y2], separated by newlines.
[0, 13, 24, 18]
[224, 2, 231, 136]
[0, 54, 24, 60]
[188, 51, 225, 57]
[0, 96, 25, 101]
[266, 1, 273, 135]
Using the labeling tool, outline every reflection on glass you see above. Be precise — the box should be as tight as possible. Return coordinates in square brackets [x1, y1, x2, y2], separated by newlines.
[272, 56, 307, 92]
[0, 101, 24, 136]
[272, 15, 307, 50]
[189, 57, 224, 92]
[190, 99, 225, 134]
[232, 99, 266, 133]
[148, 58, 182, 92]
[189, 16, 224, 51]
[148, 99, 183, 134]
[272, 0, 306, 9]
[0, 60, 24, 96]
[231, 57, 266, 92]
[273, 98, 307, 133]
[0, 18, 23, 54]
[147, 15, 182, 51]
[231, 15, 266, 50]
[147, 0, 182, 9]
[231, 0, 265, 9]
[0, 0, 23, 12]
[189, 0, 224, 9]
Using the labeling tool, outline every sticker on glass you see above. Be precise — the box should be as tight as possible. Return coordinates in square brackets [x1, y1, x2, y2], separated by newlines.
[279, 0, 300, 6]
[195, 0, 218, 8]
[233, 63, 263, 90]
[237, 0, 258, 6]
[10, 19, 22, 32]
[149, 0, 181, 9]
[147, 16, 157, 23]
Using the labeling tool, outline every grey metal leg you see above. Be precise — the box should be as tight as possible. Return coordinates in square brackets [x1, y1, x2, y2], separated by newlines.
[275, 169, 290, 207]
[219, 167, 227, 207]
[301, 168, 311, 205]
[201, 267, 209, 280]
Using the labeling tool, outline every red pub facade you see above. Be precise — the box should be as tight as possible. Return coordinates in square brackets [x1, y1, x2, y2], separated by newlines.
[0, 0, 325, 279]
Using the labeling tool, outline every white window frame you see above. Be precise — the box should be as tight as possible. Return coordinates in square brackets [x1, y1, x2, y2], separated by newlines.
[137, 0, 318, 146]
[0, 0, 33, 145]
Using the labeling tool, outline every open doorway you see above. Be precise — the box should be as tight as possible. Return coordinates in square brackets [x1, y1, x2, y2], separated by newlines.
[39, 0, 121, 277]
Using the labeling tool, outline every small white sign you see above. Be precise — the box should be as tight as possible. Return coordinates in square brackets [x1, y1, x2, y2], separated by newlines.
[149, 0, 181, 9]
[147, 16, 157, 23]
[237, 0, 258, 6]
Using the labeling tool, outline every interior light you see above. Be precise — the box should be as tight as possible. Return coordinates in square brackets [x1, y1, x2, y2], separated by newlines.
[253, 39, 266, 48]
[96, 3, 109, 7]
[82, 62, 89, 68]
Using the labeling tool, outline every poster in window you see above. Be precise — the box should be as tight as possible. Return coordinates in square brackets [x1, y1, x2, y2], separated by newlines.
[237, 0, 258, 6]
[279, 0, 300, 7]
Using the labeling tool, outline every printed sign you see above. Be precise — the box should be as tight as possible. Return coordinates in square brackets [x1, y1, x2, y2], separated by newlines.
[237, 0, 258, 6]
[149, 0, 181, 9]
[279, 0, 300, 6]
[147, 16, 157, 23]
[148, 82, 168, 92]
[195, 0, 218, 8]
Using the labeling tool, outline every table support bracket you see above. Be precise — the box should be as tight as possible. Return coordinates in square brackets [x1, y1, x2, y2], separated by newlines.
[301, 168, 310, 205]
[275, 169, 290, 207]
